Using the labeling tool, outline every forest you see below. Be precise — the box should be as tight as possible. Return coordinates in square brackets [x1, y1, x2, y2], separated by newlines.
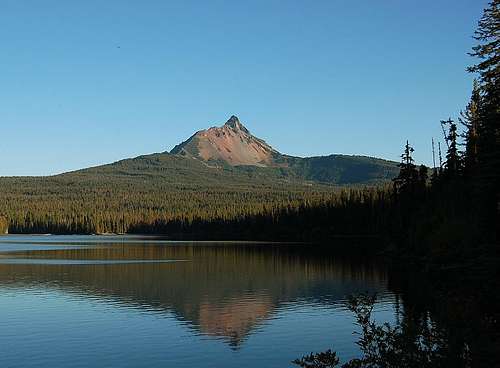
[0, 0, 498, 252]
[293, 1, 499, 366]
[0, 1, 497, 257]
[0, 1, 497, 366]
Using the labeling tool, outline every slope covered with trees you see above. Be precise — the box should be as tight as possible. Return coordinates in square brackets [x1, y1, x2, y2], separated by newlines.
[0, 0, 496, 252]
[0, 121, 398, 235]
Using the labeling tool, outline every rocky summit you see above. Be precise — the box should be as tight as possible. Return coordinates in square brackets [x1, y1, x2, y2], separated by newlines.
[170, 116, 280, 167]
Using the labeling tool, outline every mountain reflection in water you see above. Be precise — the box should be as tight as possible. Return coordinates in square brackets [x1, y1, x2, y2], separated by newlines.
[0, 236, 396, 367]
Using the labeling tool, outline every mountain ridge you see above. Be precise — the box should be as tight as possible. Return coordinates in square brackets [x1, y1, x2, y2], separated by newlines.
[66, 115, 399, 186]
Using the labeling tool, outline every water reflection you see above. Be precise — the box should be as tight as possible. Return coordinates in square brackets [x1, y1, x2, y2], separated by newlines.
[0, 236, 395, 366]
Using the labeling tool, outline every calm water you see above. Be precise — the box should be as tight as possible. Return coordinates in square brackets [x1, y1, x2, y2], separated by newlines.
[0, 235, 398, 368]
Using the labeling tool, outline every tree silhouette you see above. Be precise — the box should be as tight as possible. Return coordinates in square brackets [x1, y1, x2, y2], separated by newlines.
[393, 141, 418, 195]
[468, 0, 500, 235]
[459, 81, 481, 176]
[441, 118, 462, 178]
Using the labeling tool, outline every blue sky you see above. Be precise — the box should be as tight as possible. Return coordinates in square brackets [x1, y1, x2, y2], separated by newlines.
[0, 0, 488, 176]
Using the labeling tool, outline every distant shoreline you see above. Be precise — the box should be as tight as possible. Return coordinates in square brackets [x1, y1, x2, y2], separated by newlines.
[0, 233, 310, 244]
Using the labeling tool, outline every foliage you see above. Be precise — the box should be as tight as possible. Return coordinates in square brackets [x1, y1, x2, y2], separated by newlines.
[293, 350, 340, 368]
[467, 0, 500, 234]
[294, 4, 500, 365]
[0, 168, 394, 241]
[392, 141, 420, 195]
[468, 0, 500, 86]
[284, 155, 399, 185]
[0, 215, 8, 234]
[441, 118, 461, 178]
[294, 294, 471, 368]
[0, 147, 398, 236]
[459, 81, 481, 176]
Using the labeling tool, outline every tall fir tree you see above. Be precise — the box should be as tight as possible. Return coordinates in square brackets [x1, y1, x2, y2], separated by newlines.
[393, 141, 419, 195]
[441, 118, 462, 178]
[468, 0, 500, 235]
[459, 81, 481, 176]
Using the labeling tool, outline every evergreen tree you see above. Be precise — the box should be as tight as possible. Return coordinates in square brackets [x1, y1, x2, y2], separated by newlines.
[459, 81, 481, 176]
[418, 165, 429, 190]
[0, 216, 8, 234]
[393, 141, 419, 195]
[441, 118, 462, 178]
[468, 0, 500, 235]
[468, 0, 500, 87]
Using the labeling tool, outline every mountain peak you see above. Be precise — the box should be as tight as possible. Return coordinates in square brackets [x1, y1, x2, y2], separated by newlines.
[225, 115, 240, 126]
[170, 115, 278, 166]
[224, 115, 248, 133]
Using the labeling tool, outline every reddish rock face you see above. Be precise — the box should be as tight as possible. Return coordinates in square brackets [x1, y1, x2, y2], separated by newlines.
[171, 116, 280, 167]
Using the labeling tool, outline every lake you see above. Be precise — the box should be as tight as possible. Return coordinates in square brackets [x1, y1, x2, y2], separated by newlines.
[0, 235, 398, 368]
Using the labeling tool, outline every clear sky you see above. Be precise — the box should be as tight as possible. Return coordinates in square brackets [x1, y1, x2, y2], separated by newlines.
[0, 0, 489, 176]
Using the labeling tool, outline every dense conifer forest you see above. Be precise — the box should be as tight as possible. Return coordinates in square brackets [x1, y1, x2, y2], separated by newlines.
[0, 1, 497, 257]
[0, 133, 399, 237]
[0, 1, 498, 367]
[0, 168, 383, 236]
[293, 2, 499, 366]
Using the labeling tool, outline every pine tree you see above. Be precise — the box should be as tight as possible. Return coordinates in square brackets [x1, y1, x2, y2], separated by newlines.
[441, 118, 462, 178]
[468, 0, 500, 235]
[393, 141, 419, 195]
[459, 81, 481, 176]
[418, 165, 429, 190]
[468, 0, 500, 87]
[0, 215, 8, 234]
